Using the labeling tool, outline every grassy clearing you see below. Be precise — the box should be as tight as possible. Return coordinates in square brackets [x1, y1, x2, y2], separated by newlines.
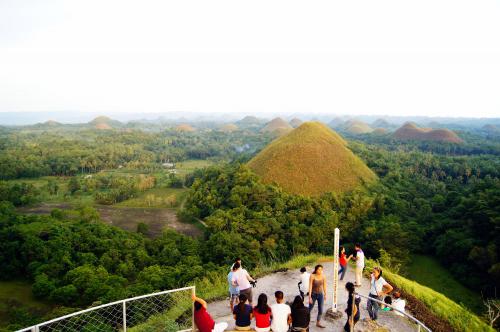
[0, 281, 51, 327]
[116, 188, 189, 209]
[366, 260, 492, 332]
[175, 159, 214, 178]
[407, 255, 483, 314]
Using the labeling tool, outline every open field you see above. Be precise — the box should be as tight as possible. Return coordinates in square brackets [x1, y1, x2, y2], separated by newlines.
[407, 255, 483, 313]
[174, 159, 214, 178]
[116, 187, 188, 208]
[18, 203, 203, 238]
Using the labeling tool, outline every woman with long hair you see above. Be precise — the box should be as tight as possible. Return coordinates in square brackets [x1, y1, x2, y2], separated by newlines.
[343, 282, 360, 332]
[308, 264, 327, 328]
[233, 293, 253, 330]
[253, 293, 272, 332]
[290, 295, 310, 332]
[367, 266, 393, 321]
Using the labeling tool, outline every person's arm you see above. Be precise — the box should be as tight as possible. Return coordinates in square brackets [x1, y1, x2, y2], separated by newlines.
[308, 275, 313, 303]
[380, 282, 393, 297]
[323, 277, 327, 300]
[245, 271, 255, 282]
[347, 254, 353, 261]
[192, 294, 207, 309]
[287, 313, 292, 325]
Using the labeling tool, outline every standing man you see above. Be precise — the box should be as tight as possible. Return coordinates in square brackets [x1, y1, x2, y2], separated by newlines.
[232, 262, 256, 305]
[228, 264, 240, 312]
[352, 243, 365, 287]
[298, 267, 310, 300]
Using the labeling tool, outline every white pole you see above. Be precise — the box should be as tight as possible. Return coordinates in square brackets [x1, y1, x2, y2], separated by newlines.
[332, 227, 339, 311]
[123, 300, 127, 332]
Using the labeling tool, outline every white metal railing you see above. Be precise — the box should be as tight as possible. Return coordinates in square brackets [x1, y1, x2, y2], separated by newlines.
[353, 292, 432, 332]
[17, 286, 195, 332]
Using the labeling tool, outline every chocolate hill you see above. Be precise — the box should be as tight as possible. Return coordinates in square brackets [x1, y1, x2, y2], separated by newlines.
[394, 123, 463, 143]
[248, 122, 376, 196]
[175, 124, 196, 132]
[290, 118, 303, 128]
[89, 116, 122, 129]
[261, 117, 293, 134]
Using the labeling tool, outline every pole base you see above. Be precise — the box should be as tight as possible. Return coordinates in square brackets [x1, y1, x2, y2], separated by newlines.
[325, 308, 343, 321]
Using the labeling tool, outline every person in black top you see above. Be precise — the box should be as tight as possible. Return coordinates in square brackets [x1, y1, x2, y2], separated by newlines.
[233, 294, 253, 330]
[290, 295, 310, 332]
[344, 282, 360, 332]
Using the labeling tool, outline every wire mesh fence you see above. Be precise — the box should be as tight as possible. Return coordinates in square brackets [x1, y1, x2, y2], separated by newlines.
[18, 286, 195, 332]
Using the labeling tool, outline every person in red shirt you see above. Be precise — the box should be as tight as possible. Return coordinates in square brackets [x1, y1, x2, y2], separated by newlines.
[338, 246, 352, 281]
[253, 293, 272, 332]
[193, 294, 228, 332]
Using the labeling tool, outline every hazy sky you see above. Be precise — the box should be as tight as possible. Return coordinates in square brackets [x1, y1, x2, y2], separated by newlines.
[1, 0, 499, 117]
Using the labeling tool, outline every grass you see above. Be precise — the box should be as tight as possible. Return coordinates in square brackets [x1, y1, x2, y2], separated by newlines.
[407, 255, 483, 314]
[0, 281, 51, 327]
[248, 121, 377, 196]
[366, 259, 492, 332]
[116, 188, 189, 209]
[175, 159, 214, 178]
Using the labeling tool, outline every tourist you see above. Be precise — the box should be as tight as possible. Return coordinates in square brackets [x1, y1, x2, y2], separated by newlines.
[352, 243, 365, 287]
[343, 282, 360, 332]
[192, 294, 228, 332]
[392, 291, 406, 317]
[290, 295, 310, 332]
[308, 264, 327, 328]
[233, 294, 253, 331]
[338, 246, 352, 281]
[253, 293, 272, 332]
[228, 264, 240, 312]
[298, 267, 310, 300]
[367, 266, 393, 321]
[232, 262, 256, 304]
[270, 291, 291, 332]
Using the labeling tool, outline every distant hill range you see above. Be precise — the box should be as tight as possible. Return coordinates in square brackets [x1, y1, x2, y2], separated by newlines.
[261, 117, 293, 134]
[248, 122, 377, 196]
[393, 122, 463, 143]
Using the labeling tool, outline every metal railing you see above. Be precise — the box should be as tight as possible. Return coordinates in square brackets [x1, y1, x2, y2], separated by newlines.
[352, 292, 432, 332]
[17, 286, 195, 332]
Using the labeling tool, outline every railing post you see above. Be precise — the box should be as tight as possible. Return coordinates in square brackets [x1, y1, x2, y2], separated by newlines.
[34, 326, 39, 332]
[123, 300, 127, 332]
[349, 292, 354, 332]
[417, 324, 421, 332]
[192, 286, 196, 332]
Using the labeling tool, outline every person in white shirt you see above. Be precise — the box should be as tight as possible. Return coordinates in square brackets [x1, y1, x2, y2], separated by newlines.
[392, 291, 406, 317]
[352, 243, 365, 287]
[367, 266, 393, 321]
[270, 291, 291, 332]
[297, 267, 310, 300]
[232, 262, 256, 305]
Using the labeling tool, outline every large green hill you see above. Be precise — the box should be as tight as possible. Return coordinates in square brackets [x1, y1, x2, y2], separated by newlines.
[248, 122, 376, 196]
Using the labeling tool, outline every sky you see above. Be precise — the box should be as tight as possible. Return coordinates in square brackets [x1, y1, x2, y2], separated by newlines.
[0, 0, 499, 118]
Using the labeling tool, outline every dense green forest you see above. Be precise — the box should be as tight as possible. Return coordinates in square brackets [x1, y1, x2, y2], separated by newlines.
[0, 121, 499, 330]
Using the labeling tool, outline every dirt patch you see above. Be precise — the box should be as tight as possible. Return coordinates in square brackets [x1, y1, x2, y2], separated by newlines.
[17, 203, 203, 238]
[97, 206, 203, 238]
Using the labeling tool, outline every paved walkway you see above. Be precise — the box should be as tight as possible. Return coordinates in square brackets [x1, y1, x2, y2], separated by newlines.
[209, 262, 417, 331]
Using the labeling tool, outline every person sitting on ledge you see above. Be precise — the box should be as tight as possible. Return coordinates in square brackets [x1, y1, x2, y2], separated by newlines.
[233, 293, 253, 331]
[192, 294, 228, 332]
